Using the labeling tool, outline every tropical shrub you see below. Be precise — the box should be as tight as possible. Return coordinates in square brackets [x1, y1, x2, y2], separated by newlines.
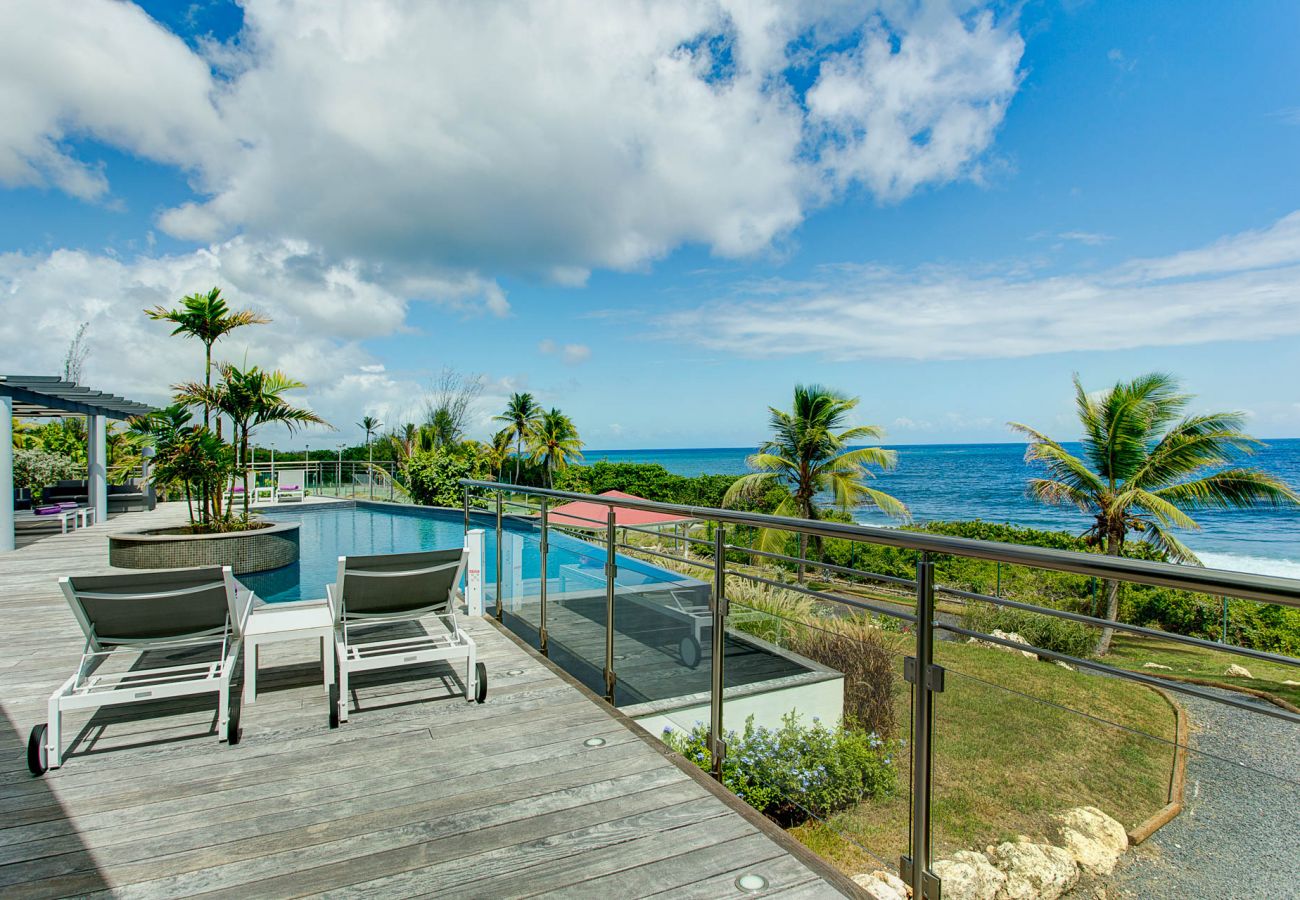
[405, 450, 486, 507]
[662, 713, 897, 826]
[963, 603, 1099, 659]
[13, 449, 82, 499]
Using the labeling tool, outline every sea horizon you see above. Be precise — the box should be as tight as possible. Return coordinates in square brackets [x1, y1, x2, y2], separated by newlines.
[580, 439, 1300, 579]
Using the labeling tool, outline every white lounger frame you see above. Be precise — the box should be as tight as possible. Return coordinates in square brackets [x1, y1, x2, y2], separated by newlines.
[44, 568, 249, 769]
[327, 553, 477, 724]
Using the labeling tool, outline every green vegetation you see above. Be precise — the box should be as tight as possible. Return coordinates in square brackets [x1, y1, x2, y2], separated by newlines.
[528, 407, 583, 486]
[142, 287, 326, 529]
[1011, 372, 1298, 653]
[663, 713, 897, 826]
[13, 448, 83, 501]
[1104, 632, 1300, 708]
[404, 447, 487, 507]
[494, 391, 543, 483]
[723, 384, 908, 554]
[793, 638, 1178, 875]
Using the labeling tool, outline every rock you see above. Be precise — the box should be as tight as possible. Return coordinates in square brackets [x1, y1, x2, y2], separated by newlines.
[1282, 680, 1300, 686]
[1054, 661, 1075, 671]
[1225, 664, 1253, 678]
[933, 850, 1005, 900]
[1142, 662, 1172, 670]
[966, 629, 1038, 660]
[1050, 806, 1129, 876]
[990, 839, 1079, 900]
[852, 870, 909, 900]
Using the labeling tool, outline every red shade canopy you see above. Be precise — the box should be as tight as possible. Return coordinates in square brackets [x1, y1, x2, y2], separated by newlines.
[546, 490, 695, 529]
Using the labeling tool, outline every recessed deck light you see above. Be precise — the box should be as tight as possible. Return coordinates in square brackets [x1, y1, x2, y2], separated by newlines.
[506, 669, 523, 676]
[583, 737, 606, 748]
[735, 873, 768, 892]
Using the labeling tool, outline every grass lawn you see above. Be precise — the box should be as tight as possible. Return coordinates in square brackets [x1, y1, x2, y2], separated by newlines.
[1104, 632, 1300, 708]
[790, 639, 1179, 875]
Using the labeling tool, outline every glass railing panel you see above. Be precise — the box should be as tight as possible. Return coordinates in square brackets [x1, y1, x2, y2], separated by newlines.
[670, 562, 916, 886]
[610, 521, 717, 711]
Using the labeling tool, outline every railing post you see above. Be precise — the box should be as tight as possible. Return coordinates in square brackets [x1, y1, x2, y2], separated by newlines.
[709, 523, 727, 781]
[903, 553, 941, 899]
[463, 487, 471, 534]
[539, 499, 549, 656]
[495, 493, 504, 622]
[604, 506, 618, 704]
[1221, 597, 1229, 644]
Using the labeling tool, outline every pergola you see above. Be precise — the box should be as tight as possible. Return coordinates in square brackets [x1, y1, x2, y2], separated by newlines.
[1, 375, 154, 551]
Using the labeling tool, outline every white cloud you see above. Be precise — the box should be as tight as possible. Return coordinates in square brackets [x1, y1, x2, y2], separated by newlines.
[538, 338, 592, 365]
[2, 0, 1026, 292]
[0, 0, 227, 199]
[0, 236, 501, 434]
[661, 210, 1300, 361]
[1057, 230, 1112, 246]
[807, 6, 1024, 200]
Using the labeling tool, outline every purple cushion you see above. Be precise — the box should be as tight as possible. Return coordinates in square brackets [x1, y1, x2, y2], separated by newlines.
[233, 486, 246, 493]
[35, 506, 63, 515]
[279, 484, 300, 491]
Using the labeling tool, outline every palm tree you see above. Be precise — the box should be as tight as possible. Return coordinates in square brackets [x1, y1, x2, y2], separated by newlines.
[1010, 372, 1299, 655]
[528, 409, 583, 487]
[482, 428, 514, 480]
[494, 392, 542, 483]
[358, 414, 381, 471]
[177, 364, 328, 516]
[723, 385, 909, 564]
[146, 287, 270, 430]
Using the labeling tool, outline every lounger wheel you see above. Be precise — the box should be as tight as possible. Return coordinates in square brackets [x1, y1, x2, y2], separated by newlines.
[329, 684, 341, 729]
[474, 662, 487, 704]
[679, 635, 702, 669]
[226, 708, 242, 746]
[27, 724, 48, 777]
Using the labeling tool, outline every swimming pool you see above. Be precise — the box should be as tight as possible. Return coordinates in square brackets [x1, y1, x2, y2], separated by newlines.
[241, 501, 687, 603]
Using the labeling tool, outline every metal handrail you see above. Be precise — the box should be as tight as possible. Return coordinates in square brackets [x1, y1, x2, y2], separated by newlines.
[463, 478, 1300, 900]
[461, 479, 1300, 607]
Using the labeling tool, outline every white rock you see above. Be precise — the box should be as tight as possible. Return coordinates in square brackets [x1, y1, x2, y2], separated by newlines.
[1225, 664, 1253, 678]
[933, 850, 1005, 900]
[990, 839, 1079, 900]
[1050, 806, 1129, 876]
[852, 870, 909, 900]
[1054, 661, 1075, 671]
[1283, 680, 1300, 686]
[966, 629, 1038, 660]
[1142, 662, 1172, 670]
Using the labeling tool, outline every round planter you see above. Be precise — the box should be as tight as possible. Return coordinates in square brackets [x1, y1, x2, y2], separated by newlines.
[109, 521, 300, 574]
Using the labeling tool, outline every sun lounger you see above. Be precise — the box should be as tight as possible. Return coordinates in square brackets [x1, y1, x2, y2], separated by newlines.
[326, 549, 483, 727]
[26, 566, 252, 775]
[276, 470, 305, 502]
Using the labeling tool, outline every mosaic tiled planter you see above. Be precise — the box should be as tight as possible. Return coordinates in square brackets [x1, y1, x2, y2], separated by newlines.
[109, 521, 300, 574]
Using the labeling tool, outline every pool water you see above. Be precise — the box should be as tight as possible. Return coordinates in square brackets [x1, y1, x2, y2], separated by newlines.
[241, 502, 684, 603]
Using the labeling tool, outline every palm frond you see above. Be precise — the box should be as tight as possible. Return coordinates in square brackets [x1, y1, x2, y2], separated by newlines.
[1154, 469, 1300, 510]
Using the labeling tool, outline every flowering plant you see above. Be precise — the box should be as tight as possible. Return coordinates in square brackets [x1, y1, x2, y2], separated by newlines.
[662, 712, 897, 825]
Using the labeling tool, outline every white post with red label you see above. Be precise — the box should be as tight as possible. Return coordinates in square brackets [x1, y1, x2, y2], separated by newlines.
[464, 528, 485, 617]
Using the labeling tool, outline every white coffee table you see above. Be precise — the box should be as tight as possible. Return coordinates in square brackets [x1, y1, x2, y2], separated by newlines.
[243, 600, 335, 704]
[76, 507, 96, 528]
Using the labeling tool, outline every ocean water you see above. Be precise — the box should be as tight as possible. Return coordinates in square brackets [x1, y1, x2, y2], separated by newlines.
[584, 440, 1300, 578]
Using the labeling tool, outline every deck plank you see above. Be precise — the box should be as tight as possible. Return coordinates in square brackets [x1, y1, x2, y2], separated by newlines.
[0, 503, 850, 898]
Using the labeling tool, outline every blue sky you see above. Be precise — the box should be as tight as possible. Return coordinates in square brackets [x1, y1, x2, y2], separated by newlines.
[2, 0, 1299, 449]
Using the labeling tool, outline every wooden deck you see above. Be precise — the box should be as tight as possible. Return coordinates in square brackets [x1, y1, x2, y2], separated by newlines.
[0, 505, 855, 898]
